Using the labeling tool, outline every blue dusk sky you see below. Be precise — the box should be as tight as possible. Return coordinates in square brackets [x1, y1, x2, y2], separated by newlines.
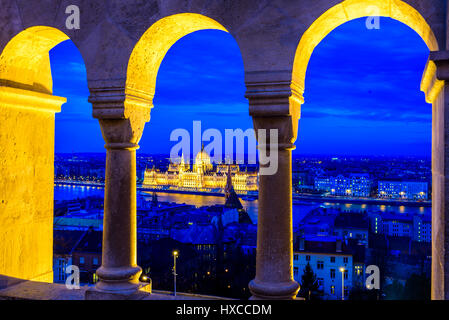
[50, 17, 431, 157]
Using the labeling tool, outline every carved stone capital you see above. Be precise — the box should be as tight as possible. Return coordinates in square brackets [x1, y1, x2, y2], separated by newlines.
[89, 84, 153, 148]
[431, 51, 449, 81]
[421, 51, 449, 104]
[246, 72, 303, 149]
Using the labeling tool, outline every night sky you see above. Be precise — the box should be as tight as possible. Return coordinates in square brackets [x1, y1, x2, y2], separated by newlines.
[50, 17, 431, 157]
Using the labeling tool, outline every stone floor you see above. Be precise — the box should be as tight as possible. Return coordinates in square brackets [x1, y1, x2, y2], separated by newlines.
[0, 277, 231, 300]
[0, 280, 86, 300]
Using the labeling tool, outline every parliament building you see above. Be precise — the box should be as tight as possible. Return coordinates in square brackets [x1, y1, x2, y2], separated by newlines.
[143, 149, 258, 194]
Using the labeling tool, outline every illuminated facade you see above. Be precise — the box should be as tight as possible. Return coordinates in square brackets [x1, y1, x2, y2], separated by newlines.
[378, 181, 428, 200]
[314, 174, 373, 197]
[370, 213, 431, 242]
[143, 149, 258, 193]
[293, 237, 356, 300]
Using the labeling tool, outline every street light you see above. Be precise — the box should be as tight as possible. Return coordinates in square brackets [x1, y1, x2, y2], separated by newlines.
[173, 250, 179, 296]
[339, 267, 345, 301]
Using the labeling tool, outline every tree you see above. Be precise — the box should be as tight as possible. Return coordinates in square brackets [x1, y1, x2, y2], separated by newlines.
[349, 285, 380, 300]
[299, 262, 321, 300]
[403, 274, 430, 300]
[383, 279, 404, 300]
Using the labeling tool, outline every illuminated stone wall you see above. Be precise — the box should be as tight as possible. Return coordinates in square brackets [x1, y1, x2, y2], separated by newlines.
[0, 87, 65, 282]
[0, 27, 67, 282]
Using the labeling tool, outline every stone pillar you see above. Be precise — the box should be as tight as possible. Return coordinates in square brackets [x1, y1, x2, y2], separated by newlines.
[246, 72, 302, 299]
[0, 85, 65, 283]
[422, 51, 449, 300]
[87, 85, 152, 298]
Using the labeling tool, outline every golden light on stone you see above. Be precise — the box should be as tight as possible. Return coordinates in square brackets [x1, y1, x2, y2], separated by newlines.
[0, 26, 69, 283]
[421, 59, 444, 104]
[293, 0, 439, 100]
[0, 26, 69, 94]
[126, 13, 228, 110]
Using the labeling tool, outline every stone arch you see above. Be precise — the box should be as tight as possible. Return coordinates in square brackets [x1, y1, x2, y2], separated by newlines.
[0, 26, 85, 283]
[126, 13, 229, 105]
[292, 0, 439, 96]
[90, 13, 240, 295]
[0, 26, 73, 94]
[290, 0, 445, 299]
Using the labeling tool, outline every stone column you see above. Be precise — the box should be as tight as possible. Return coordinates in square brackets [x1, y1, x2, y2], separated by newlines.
[246, 72, 302, 299]
[0, 85, 65, 283]
[87, 85, 152, 298]
[423, 51, 449, 300]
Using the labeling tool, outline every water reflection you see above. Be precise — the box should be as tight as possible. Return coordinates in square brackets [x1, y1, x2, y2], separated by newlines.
[54, 185, 432, 228]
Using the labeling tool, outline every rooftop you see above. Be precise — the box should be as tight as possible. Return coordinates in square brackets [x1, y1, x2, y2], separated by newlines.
[334, 213, 369, 230]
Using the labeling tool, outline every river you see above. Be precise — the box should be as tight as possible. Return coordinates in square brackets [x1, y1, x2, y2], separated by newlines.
[54, 185, 431, 226]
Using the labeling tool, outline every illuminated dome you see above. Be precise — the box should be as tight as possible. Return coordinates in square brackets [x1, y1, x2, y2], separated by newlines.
[194, 148, 213, 173]
[195, 150, 211, 165]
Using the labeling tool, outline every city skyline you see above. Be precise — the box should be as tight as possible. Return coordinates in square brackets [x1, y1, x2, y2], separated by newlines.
[51, 17, 431, 157]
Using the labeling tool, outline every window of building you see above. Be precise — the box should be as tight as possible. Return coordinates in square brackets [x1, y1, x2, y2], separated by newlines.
[355, 265, 363, 276]
[306, 255, 311, 261]
[317, 261, 324, 270]
[343, 257, 348, 264]
[330, 269, 336, 279]
[330, 256, 335, 263]
[330, 285, 335, 295]
[93, 257, 99, 265]
[294, 267, 299, 277]
[344, 270, 348, 279]
[79, 256, 85, 264]
[294, 254, 298, 261]
[317, 278, 324, 287]
[57, 259, 66, 282]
